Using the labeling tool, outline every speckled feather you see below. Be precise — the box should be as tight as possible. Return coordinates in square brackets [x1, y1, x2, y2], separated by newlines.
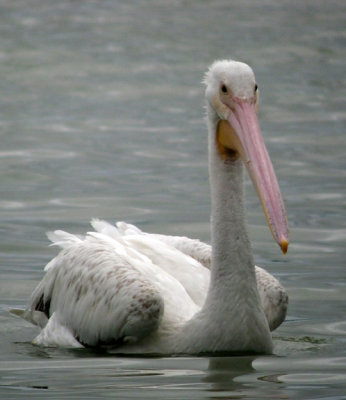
[26, 228, 203, 347]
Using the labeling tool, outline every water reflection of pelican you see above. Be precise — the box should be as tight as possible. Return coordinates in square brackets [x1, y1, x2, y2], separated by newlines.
[205, 356, 256, 392]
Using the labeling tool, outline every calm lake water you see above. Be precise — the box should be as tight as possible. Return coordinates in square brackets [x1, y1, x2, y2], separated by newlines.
[1, 0, 345, 398]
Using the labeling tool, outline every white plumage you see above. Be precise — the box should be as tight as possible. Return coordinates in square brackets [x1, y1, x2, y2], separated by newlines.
[21, 60, 289, 355]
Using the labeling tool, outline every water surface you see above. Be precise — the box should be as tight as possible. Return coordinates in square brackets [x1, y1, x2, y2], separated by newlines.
[1, 1, 345, 398]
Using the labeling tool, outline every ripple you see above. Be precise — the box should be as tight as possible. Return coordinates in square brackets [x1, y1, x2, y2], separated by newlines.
[254, 356, 346, 372]
[279, 372, 346, 384]
[0, 149, 77, 160]
[308, 321, 346, 336]
[0, 201, 26, 209]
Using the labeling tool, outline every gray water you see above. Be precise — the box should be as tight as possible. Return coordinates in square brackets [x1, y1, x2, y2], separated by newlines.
[1, 0, 345, 398]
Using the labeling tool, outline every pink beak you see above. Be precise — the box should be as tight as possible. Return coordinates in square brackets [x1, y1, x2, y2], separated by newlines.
[223, 99, 289, 253]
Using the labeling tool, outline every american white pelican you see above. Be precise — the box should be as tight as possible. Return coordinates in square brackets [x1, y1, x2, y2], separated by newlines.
[22, 60, 289, 355]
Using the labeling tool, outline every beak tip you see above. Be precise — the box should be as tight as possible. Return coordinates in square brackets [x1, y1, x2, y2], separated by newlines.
[280, 237, 289, 254]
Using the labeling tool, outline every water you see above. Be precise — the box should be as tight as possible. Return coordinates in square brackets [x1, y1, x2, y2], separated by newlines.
[1, 0, 345, 398]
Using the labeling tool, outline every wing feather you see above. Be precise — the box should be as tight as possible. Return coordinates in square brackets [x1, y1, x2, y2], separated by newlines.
[26, 229, 199, 347]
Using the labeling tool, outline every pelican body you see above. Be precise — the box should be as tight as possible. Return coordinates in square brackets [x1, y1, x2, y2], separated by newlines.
[22, 60, 289, 355]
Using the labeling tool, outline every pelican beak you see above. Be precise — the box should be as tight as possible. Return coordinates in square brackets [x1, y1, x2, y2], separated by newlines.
[217, 99, 289, 253]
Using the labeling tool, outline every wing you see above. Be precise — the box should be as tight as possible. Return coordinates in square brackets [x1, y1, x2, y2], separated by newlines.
[112, 221, 288, 331]
[25, 230, 200, 347]
[92, 220, 210, 307]
[114, 220, 211, 269]
[255, 266, 288, 331]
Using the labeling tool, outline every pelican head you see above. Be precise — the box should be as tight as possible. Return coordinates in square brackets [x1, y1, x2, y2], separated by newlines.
[205, 60, 289, 253]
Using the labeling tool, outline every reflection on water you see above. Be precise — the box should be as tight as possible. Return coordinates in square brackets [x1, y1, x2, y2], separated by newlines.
[1, 0, 346, 399]
[3, 353, 345, 399]
[205, 356, 256, 392]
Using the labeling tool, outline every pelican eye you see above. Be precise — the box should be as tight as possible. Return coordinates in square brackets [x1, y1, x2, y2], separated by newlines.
[254, 84, 258, 93]
[221, 84, 228, 94]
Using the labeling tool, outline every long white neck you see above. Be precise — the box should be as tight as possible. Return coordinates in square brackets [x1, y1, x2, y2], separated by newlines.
[207, 112, 254, 302]
[178, 109, 272, 354]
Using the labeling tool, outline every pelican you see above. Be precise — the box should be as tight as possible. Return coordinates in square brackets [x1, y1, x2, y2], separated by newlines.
[21, 60, 289, 355]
